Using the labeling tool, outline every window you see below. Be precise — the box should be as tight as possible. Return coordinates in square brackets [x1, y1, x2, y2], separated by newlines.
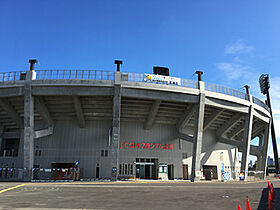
[220, 152, 224, 161]
[124, 164, 128, 175]
[182, 153, 188, 159]
[129, 164, 133, 175]
[119, 163, 134, 175]
[119, 164, 123, 174]
[1, 139, 20, 157]
[101, 150, 108, 157]
[35, 150, 42, 157]
[179, 139, 182, 150]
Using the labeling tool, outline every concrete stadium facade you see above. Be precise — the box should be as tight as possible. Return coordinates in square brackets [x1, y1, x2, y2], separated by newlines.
[0, 68, 271, 181]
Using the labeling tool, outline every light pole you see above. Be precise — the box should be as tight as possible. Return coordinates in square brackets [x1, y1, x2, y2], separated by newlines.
[259, 74, 279, 174]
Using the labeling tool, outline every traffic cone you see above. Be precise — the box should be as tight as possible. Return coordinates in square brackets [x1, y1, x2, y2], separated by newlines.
[270, 183, 274, 200]
[246, 198, 251, 210]
[267, 190, 273, 210]
[238, 204, 241, 210]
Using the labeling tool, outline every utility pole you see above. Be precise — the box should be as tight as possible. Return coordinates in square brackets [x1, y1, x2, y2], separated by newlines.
[259, 74, 279, 174]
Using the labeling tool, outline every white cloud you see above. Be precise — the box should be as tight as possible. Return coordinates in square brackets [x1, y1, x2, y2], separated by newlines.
[233, 56, 242, 63]
[218, 40, 280, 161]
[255, 77, 280, 160]
[225, 40, 254, 55]
[216, 62, 252, 80]
[269, 77, 280, 137]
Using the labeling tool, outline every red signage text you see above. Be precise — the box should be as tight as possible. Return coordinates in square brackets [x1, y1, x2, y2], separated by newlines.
[120, 142, 173, 150]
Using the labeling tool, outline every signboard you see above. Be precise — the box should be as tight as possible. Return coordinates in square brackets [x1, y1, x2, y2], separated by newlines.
[112, 167, 117, 173]
[134, 162, 154, 165]
[239, 172, 244, 180]
[159, 163, 167, 173]
[120, 142, 173, 150]
[144, 74, 181, 86]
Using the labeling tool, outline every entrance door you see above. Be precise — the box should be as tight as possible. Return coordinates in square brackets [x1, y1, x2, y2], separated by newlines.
[96, 166, 100, 178]
[145, 165, 152, 179]
[139, 165, 145, 179]
[136, 158, 158, 179]
[183, 164, 188, 180]
[203, 165, 218, 179]
[168, 164, 174, 180]
[33, 165, 40, 180]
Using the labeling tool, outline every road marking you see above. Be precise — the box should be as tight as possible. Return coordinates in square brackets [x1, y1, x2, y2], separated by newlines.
[0, 184, 25, 194]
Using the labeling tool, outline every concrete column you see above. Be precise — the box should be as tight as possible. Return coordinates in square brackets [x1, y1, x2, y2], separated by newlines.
[111, 72, 121, 181]
[23, 71, 35, 181]
[259, 121, 271, 179]
[191, 81, 205, 182]
[241, 96, 253, 181]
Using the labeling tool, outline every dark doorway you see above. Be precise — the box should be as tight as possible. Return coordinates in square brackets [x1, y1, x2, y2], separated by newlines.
[183, 164, 188, 180]
[203, 165, 218, 179]
[136, 158, 158, 179]
[168, 164, 174, 180]
[33, 164, 40, 180]
[145, 165, 151, 179]
[96, 166, 100, 178]
[51, 162, 76, 180]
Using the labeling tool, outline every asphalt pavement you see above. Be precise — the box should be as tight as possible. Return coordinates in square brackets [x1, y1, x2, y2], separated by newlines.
[0, 179, 279, 210]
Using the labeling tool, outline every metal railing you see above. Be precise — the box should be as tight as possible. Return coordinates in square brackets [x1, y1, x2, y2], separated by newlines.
[0, 71, 25, 81]
[126, 72, 145, 82]
[0, 149, 18, 157]
[0, 69, 269, 110]
[36, 70, 115, 81]
[205, 82, 248, 100]
[0, 167, 80, 181]
[181, 78, 197, 89]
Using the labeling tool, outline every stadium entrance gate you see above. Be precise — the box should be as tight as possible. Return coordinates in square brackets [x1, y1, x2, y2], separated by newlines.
[203, 165, 218, 179]
[135, 158, 158, 179]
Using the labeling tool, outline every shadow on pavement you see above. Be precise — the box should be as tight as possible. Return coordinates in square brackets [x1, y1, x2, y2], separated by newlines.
[257, 188, 280, 210]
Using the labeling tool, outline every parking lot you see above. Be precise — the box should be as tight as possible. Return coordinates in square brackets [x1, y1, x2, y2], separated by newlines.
[0, 179, 279, 210]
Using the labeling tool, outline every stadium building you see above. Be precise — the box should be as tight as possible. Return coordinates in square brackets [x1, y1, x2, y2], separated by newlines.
[0, 60, 271, 181]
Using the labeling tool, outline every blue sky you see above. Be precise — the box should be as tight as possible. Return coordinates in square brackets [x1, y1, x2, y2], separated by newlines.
[1, 0, 280, 160]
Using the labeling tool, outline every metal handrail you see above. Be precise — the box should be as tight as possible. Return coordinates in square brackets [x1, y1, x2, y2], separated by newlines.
[0, 71, 26, 81]
[205, 82, 247, 100]
[35, 70, 115, 81]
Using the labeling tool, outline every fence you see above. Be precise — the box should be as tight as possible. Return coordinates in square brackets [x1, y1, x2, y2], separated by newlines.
[0, 167, 81, 181]
[0, 70, 269, 111]
[35, 70, 115, 81]
[125, 72, 145, 82]
[0, 71, 25, 82]
[219, 170, 265, 181]
[205, 82, 248, 100]
[238, 170, 265, 181]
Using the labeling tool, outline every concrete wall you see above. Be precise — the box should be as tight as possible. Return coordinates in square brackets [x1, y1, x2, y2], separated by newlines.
[119, 122, 185, 179]
[33, 120, 112, 178]
[0, 120, 240, 180]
